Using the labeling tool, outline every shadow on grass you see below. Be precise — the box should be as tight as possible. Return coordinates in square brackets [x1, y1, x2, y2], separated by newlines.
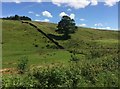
[47, 34, 71, 40]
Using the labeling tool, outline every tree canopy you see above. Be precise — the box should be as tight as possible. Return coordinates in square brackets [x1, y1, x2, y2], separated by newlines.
[56, 16, 77, 39]
[2, 15, 32, 21]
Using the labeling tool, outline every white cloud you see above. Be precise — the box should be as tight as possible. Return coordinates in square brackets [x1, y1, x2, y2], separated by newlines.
[91, 26, 112, 30]
[51, 0, 62, 6]
[94, 23, 103, 27]
[80, 18, 85, 21]
[104, 0, 119, 7]
[52, 0, 90, 9]
[35, 19, 41, 22]
[34, 19, 50, 22]
[28, 11, 34, 14]
[35, 14, 40, 17]
[2, 0, 119, 7]
[59, 12, 68, 17]
[51, 0, 119, 9]
[79, 24, 87, 27]
[67, 8, 72, 11]
[28, 11, 40, 17]
[59, 12, 75, 19]
[42, 19, 50, 22]
[70, 13, 75, 19]
[90, 0, 98, 6]
[42, 11, 53, 18]
[105, 27, 111, 29]
[94, 23, 113, 30]
[67, 0, 90, 9]
[13, 0, 21, 3]
[36, 0, 42, 3]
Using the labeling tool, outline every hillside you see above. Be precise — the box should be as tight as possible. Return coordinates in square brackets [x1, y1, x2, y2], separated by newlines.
[2, 19, 119, 87]
[2, 20, 119, 69]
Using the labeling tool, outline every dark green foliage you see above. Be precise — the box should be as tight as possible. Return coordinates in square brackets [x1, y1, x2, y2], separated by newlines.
[46, 44, 57, 49]
[2, 74, 37, 88]
[56, 16, 77, 39]
[14, 15, 20, 20]
[17, 56, 28, 74]
[20, 16, 31, 21]
[81, 64, 98, 84]
[2, 57, 119, 88]
[88, 49, 101, 59]
[32, 65, 66, 88]
[70, 50, 80, 62]
[34, 44, 38, 47]
[2, 15, 31, 21]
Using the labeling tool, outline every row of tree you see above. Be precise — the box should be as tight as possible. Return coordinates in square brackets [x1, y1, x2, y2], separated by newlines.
[2, 15, 31, 21]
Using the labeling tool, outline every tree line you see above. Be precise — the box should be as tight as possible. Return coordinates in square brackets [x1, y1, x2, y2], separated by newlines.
[2, 15, 32, 21]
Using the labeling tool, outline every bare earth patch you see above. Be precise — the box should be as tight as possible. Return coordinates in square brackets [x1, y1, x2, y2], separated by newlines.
[0, 68, 17, 74]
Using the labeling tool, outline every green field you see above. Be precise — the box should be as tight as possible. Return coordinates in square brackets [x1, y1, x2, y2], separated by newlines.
[2, 20, 119, 68]
[2, 20, 119, 87]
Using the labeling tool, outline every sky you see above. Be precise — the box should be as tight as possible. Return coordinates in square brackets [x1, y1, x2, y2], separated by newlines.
[1, 0, 119, 30]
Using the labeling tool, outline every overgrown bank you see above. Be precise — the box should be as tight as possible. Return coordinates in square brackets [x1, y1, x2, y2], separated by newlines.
[2, 52, 119, 88]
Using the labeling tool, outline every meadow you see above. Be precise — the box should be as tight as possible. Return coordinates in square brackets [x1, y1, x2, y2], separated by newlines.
[2, 20, 119, 88]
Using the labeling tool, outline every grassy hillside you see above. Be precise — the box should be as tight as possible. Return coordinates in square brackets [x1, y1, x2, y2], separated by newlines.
[2, 20, 119, 68]
[2, 20, 119, 87]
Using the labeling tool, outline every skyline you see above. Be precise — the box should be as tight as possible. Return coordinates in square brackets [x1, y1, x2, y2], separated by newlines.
[1, 0, 119, 30]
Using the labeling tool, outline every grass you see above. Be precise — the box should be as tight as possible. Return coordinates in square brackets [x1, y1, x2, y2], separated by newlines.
[2, 20, 119, 69]
[2, 19, 119, 87]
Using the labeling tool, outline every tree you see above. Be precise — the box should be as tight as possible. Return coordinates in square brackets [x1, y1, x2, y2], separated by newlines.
[56, 16, 77, 39]
[15, 15, 20, 20]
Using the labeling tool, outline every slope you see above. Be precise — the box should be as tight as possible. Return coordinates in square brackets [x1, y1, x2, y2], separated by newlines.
[2, 20, 119, 68]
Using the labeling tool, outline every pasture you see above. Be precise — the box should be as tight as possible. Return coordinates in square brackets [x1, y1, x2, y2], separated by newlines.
[2, 20, 119, 87]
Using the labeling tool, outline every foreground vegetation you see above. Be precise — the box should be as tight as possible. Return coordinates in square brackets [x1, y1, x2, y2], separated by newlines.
[2, 19, 119, 88]
[2, 51, 119, 88]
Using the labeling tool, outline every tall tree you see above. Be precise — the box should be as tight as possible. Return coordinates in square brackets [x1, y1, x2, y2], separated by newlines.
[56, 16, 77, 39]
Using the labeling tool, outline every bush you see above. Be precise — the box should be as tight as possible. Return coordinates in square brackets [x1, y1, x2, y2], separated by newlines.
[32, 65, 67, 88]
[2, 54, 119, 88]
[2, 74, 37, 88]
[70, 50, 80, 63]
[17, 56, 28, 74]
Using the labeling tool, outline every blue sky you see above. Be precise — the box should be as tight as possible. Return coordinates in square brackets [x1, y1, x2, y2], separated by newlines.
[2, 1, 119, 30]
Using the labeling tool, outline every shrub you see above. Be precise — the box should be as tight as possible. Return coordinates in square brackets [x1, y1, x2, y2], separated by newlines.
[2, 74, 37, 88]
[17, 56, 28, 74]
[2, 54, 119, 88]
[31, 65, 67, 88]
[70, 50, 80, 63]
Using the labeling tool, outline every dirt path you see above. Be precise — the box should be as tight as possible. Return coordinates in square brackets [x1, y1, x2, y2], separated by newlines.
[21, 21, 64, 49]
[0, 68, 16, 74]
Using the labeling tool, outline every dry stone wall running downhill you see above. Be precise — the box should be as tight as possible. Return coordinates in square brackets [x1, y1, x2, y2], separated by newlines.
[21, 21, 64, 49]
